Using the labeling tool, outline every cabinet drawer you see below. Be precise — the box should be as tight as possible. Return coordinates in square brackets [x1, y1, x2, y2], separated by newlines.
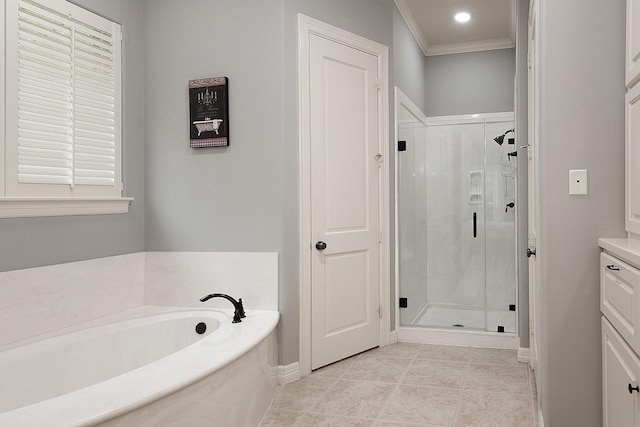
[602, 317, 640, 427]
[602, 252, 640, 351]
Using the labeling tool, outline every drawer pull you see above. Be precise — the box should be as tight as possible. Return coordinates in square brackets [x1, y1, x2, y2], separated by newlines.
[606, 265, 620, 271]
[629, 383, 640, 394]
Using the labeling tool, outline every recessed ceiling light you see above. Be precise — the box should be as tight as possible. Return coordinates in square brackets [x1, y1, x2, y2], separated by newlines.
[455, 12, 471, 23]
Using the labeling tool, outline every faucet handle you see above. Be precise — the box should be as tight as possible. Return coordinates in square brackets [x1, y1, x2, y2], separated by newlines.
[238, 298, 246, 318]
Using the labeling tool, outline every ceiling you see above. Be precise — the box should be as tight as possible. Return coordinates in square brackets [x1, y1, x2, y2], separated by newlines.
[395, 0, 516, 56]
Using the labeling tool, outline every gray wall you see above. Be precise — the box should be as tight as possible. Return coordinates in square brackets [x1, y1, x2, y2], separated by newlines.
[537, 0, 626, 425]
[143, 0, 289, 361]
[393, 5, 428, 113]
[424, 49, 516, 117]
[0, 0, 145, 273]
[144, 0, 395, 365]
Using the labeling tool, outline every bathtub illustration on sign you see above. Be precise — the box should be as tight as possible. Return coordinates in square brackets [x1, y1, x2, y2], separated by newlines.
[193, 118, 224, 136]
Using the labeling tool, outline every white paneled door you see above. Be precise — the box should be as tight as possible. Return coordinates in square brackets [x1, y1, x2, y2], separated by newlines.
[309, 33, 381, 370]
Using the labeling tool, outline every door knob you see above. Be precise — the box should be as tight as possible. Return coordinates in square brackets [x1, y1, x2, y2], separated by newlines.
[315, 241, 327, 251]
[527, 248, 536, 258]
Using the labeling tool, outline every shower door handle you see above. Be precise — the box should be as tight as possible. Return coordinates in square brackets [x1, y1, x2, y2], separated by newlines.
[473, 212, 477, 238]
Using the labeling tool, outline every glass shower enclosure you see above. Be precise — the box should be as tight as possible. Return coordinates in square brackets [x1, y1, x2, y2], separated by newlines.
[398, 108, 517, 334]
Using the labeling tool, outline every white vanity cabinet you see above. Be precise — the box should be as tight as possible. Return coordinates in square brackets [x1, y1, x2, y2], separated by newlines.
[602, 317, 640, 427]
[601, 252, 640, 348]
[600, 240, 640, 427]
[601, 1, 640, 425]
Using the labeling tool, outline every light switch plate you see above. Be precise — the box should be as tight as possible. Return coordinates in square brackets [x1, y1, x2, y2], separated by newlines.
[569, 169, 588, 195]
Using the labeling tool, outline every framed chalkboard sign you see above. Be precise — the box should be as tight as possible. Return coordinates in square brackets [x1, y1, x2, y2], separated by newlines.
[189, 77, 229, 148]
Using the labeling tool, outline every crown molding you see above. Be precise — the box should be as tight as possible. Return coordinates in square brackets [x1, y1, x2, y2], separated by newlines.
[394, 0, 429, 56]
[426, 38, 515, 56]
[394, 0, 517, 57]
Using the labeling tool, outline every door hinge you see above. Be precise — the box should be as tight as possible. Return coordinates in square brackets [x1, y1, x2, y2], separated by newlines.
[378, 231, 383, 243]
[374, 153, 383, 167]
[376, 78, 381, 91]
[378, 305, 383, 318]
[527, 53, 532, 70]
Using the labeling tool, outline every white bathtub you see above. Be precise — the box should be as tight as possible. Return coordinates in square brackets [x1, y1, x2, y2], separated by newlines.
[0, 306, 279, 426]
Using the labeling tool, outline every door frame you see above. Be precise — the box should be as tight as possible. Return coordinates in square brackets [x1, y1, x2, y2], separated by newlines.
[298, 14, 391, 376]
[528, 0, 543, 407]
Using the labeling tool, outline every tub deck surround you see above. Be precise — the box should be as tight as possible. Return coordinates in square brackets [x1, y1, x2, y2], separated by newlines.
[144, 252, 278, 311]
[0, 252, 146, 348]
[0, 251, 278, 349]
[0, 306, 279, 427]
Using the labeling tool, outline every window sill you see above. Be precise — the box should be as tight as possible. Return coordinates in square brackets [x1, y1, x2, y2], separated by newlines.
[0, 197, 134, 218]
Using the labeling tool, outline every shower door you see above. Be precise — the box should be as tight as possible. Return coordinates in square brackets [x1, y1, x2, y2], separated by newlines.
[420, 121, 487, 330]
[398, 113, 516, 333]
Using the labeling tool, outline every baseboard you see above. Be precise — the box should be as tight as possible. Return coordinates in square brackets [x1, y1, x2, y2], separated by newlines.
[517, 346, 530, 363]
[277, 362, 301, 385]
[389, 329, 398, 344]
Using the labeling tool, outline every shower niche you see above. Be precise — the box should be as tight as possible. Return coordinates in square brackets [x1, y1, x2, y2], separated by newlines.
[396, 89, 517, 337]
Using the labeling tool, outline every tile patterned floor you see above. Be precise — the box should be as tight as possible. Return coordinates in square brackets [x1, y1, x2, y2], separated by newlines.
[260, 343, 538, 427]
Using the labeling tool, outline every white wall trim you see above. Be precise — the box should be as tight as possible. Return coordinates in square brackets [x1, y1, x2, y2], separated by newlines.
[0, 198, 133, 218]
[517, 346, 531, 363]
[298, 13, 391, 377]
[426, 112, 515, 126]
[389, 329, 398, 344]
[277, 362, 301, 385]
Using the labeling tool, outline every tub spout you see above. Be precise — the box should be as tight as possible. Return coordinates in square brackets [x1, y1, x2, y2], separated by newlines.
[199, 293, 246, 323]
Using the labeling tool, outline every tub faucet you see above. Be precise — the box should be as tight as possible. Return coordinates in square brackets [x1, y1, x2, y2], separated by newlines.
[199, 293, 246, 323]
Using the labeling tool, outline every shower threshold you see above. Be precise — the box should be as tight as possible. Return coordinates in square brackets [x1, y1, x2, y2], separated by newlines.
[414, 304, 516, 333]
[397, 304, 518, 349]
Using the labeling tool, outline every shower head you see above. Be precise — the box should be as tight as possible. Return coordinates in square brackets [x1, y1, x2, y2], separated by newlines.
[494, 129, 515, 145]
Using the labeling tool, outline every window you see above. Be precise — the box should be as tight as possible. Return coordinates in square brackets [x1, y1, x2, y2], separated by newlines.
[1, 0, 131, 217]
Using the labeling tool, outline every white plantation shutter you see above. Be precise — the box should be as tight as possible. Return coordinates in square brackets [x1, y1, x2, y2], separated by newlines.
[16, 0, 73, 185]
[5, 0, 122, 197]
[73, 19, 117, 186]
